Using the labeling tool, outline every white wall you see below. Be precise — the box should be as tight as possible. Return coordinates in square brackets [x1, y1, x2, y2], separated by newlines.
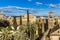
[50, 36, 60, 40]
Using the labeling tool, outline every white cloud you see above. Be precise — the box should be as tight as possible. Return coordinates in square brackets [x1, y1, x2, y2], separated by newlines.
[49, 4, 60, 8]
[49, 4, 56, 8]
[0, 6, 44, 14]
[28, 0, 32, 2]
[0, 6, 46, 16]
[36, 2, 42, 5]
[0, 6, 28, 10]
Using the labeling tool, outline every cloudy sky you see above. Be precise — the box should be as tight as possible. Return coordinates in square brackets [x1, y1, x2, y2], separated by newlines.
[0, 0, 60, 16]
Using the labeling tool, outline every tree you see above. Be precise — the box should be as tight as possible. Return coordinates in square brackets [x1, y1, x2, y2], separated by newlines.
[13, 16, 17, 31]
[14, 25, 29, 40]
[20, 16, 22, 25]
[26, 22, 37, 40]
[27, 10, 29, 26]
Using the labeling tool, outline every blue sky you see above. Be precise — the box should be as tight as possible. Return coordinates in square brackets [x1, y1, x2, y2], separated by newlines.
[0, 0, 60, 16]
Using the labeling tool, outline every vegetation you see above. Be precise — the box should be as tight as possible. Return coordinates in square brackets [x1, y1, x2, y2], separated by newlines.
[26, 22, 37, 40]
[0, 19, 53, 40]
[20, 16, 22, 25]
[0, 22, 37, 40]
[0, 10, 45, 40]
[13, 17, 17, 31]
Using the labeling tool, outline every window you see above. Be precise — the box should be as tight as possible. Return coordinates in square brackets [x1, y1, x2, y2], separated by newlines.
[59, 37, 60, 40]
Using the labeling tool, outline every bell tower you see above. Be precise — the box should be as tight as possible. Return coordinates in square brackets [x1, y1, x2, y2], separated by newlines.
[48, 12, 54, 29]
[0, 9, 4, 20]
[48, 12, 54, 18]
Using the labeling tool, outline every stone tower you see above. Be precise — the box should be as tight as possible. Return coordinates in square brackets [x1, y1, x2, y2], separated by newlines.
[48, 12, 54, 29]
[0, 9, 5, 20]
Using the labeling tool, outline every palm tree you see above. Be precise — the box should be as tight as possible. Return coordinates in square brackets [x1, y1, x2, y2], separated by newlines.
[0, 28, 13, 40]
[30, 23, 36, 40]
[26, 22, 37, 40]
[14, 25, 29, 40]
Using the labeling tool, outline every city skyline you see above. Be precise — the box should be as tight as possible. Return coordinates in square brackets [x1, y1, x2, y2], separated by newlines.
[0, 0, 60, 16]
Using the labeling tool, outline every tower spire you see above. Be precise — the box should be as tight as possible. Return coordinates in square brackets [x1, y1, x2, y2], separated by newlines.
[1, 9, 4, 15]
[0, 9, 5, 20]
[48, 11, 54, 18]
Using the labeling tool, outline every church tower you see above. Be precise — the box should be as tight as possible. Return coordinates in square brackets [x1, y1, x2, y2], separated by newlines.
[48, 12, 54, 29]
[0, 9, 5, 20]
